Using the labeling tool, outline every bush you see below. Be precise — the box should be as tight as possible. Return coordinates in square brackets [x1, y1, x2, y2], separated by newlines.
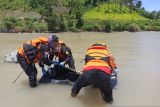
[143, 25, 152, 31]
[69, 26, 78, 32]
[128, 23, 141, 32]
[104, 21, 112, 32]
[112, 22, 129, 31]
[3, 16, 18, 31]
[14, 25, 26, 33]
[153, 25, 160, 31]
[0, 24, 6, 32]
[82, 22, 103, 31]
[82, 24, 94, 31]
[33, 21, 47, 32]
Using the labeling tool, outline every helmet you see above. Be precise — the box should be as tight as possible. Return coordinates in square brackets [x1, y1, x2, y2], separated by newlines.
[92, 42, 106, 47]
[48, 34, 59, 48]
[59, 40, 64, 44]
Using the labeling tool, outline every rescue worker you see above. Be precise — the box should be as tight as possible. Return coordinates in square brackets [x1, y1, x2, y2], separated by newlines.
[16, 35, 59, 87]
[39, 40, 77, 83]
[71, 43, 117, 103]
[54, 40, 75, 70]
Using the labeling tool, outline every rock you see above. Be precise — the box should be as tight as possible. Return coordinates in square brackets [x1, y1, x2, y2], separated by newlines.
[4, 50, 18, 63]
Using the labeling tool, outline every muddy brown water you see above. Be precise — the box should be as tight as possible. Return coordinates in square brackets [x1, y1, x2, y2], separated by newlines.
[0, 32, 160, 106]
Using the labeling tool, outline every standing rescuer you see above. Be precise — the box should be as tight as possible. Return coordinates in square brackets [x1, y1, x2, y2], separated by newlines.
[16, 35, 59, 87]
[71, 42, 117, 103]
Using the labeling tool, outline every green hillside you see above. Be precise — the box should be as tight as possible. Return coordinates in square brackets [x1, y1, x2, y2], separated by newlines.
[83, 11, 148, 21]
[83, 4, 149, 21]
[0, 0, 160, 32]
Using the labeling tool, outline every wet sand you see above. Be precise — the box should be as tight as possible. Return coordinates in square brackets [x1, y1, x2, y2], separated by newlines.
[0, 32, 160, 106]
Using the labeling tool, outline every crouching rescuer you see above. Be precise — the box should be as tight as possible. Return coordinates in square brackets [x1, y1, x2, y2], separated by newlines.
[16, 35, 59, 87]
[39, 40, 79, 84]
[71, 43, 118, 103]
[53, 40, 75, 70]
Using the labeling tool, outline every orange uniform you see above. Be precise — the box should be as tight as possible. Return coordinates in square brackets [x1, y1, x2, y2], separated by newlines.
[18, 37, 48, 64]
[83, 43, 117, 75]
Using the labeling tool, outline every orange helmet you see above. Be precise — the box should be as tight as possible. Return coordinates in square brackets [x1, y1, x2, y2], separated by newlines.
[59, 40, 64, 44]
[92, 42, 106, 48]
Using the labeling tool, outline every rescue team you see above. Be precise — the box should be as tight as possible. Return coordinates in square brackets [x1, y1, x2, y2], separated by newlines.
[16, 35, 118, 104]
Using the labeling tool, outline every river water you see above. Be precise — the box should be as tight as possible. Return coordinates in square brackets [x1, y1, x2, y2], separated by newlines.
[0, 32, 160, 106]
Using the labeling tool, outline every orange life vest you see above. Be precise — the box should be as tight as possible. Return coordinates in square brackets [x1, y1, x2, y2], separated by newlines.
[18, 37, 48, 64]
[84, 45, 111, 70]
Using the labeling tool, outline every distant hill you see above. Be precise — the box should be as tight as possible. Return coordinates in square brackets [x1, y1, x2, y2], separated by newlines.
[0, 0, 160, 32]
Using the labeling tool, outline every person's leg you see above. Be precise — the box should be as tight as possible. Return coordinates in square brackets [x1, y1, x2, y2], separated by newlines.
[26, 64, 37, 87]
[71, 70, 95, 97]
[100, 89, 113, 103]
[39, 70, 51, 83]
[96, 71, 113, 103]
[17, 53, 37, 87]
[66, 72, 79, 82]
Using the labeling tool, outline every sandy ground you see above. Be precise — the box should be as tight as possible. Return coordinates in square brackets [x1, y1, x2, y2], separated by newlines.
[1, 32, 160, 107]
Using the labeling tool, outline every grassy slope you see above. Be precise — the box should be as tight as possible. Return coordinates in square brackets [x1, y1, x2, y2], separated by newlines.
[83, 3, 150, 21]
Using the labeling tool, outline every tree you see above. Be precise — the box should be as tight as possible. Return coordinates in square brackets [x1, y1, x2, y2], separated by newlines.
[135, 0, 142, 8]
[28, 0, 65, 32]
[67, 0, 84, 29]
[119, 0, 123, 13]
[107, 0, 110, 12]
[123, 0, 129, 12]
[59, 14, 66, 31]
[157, 11, 160, 19]
[150, 11, 157, 19]
[128, 0, 134, 13]
[93, 0, 98, 6]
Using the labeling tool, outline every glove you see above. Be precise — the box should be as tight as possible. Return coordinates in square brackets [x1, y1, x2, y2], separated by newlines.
[114, 68, 119, 74]
[59, 61, 65, 66]
[52, 61, 59, 65]
[111, 69, 118, 76]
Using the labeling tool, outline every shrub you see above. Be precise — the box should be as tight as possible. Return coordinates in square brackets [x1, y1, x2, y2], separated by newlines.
[3, 16, 18, 31]
[104, 21, 112, 32]
[69, 26, 78, 32]
[82, 22, 103, 31]
[128, 23, 141, 32]
[33, 21, 47, 32]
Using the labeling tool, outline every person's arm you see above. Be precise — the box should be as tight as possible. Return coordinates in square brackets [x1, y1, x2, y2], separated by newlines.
[106, 49, 117, 72]
[61, 45, 72, 63]
[40, 44, 53, 66]
[109, 53, 117, 69]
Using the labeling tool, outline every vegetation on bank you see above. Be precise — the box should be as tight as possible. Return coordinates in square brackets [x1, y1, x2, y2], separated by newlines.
[0, 0, 160, 33]
[82, 3, 160, 32]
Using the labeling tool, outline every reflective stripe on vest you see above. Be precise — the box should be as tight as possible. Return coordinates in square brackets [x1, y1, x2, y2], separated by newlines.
[86, 49, 109, 58]
[84, 59, 110, 69]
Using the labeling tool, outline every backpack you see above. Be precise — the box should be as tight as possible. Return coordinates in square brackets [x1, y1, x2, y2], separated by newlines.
[23, 37, 48, 63]
[23, 43, 39, 64]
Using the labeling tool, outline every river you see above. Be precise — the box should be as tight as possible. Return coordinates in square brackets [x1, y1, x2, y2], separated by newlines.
[0, 31, 160, 106]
